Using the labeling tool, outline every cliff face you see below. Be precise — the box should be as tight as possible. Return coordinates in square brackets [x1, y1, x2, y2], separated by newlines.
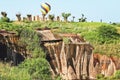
[0, 29, 119, 79]
[43, 41, 94, 80]
[38, 29, 120, 79]
[0, 30, 26, 65]
[38, 29, 94, 79]
[93, 54, 120, 77]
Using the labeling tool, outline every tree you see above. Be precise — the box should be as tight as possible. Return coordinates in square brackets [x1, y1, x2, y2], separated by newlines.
[62, 12, 71, 22]
[42, 14, 46, 21]
[16, 13, 21, 21]
[48, 14, 55, 21]
[1, 12, 7, 17]
[23, 17, 27, 22]
[57, 16, 60, 21]
[0, 12, 10, 22]
[78, 14, 87, 22]
[100, 19, 102, 23]
[27, 14, 32, 21]
[72, 16, 75, 22]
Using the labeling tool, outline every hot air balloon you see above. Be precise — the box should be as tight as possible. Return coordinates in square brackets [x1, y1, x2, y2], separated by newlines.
[41, 2, 51, 16]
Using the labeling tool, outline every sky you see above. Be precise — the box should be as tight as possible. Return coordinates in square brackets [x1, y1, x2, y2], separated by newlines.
[0, 0, 120, 22]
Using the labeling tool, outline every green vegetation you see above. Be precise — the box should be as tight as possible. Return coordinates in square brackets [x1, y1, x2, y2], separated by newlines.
[0, 21, 120, 56]
[62, 12, 71, 22]
[13, 21, 120, 57]
[0, 20, 120, 79]
[0, 12, 10, 22]
[48, 14, 55, 21]
[97, 70, 120, 80]
[0, 17, 10, 22]
[0, 22, 52, 80]
[97, 25, 119, 44]
[78, 14, 87, 22]
[0, 58, 51, 80]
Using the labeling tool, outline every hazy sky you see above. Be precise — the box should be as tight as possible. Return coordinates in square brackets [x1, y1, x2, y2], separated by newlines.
[0, 0, 120, 22]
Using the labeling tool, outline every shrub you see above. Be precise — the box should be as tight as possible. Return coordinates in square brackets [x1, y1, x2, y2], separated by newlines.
[18, 28, 52, 79]
[48, 14, 55, 21]
[98, 25, 117, 37]
[96, 74, 105, 80]
[97, 25, 119, 44]
[18, 28, 45, 58]
[19, 58, 52, 80]
[0, 17, 10, 22]
[97, 70, 120, 80]
[113, 70, 120, 79]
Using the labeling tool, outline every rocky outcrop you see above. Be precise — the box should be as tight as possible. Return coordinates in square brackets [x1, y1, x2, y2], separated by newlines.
[38, 30, 94, 80]
[38, 29, 120, 79]
[0, 30, 26, 65]
[93, 54, 120, 77]
[0, 29, 119, 79]
[43, 41, 94, 80]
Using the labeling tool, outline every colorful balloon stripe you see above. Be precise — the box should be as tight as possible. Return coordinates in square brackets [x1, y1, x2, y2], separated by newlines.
[41, 3, 51, 15]
[45, 3, 51, 10]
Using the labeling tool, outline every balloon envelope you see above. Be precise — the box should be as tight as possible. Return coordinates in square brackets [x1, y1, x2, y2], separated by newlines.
[41, 3, 51, 15]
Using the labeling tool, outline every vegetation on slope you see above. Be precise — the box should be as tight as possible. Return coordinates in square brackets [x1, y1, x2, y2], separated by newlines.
[0, 21, 120, 79]
[0, 22, 52, 80]
[32, 21, 120, 56]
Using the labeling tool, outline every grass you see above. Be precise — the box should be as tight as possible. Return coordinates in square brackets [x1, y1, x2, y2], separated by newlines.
[0, 21, 120, 79]
[0, 62, 30, 80]
[0, 21, 120, 56]
[11, 21, 120, 57]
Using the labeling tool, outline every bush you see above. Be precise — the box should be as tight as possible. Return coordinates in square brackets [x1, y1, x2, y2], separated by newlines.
[18, 28, 45, 58]
[96, 74, 105, 80]
[0, 27, 52, 80]
[97, 25, 119, 44]
[18, 28, 52, 79]
[19, 58, 52, 80]
[97, 70, 120, 80]
[0, 17, 10, 22]
[98, 25, 117, 38]
[113, 70, 120, 79]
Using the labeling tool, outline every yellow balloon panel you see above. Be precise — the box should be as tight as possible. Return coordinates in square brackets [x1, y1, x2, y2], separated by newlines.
[41, 3, 51, 15]
[40, 9, 47, 15]
[41, 3, 50, 12]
